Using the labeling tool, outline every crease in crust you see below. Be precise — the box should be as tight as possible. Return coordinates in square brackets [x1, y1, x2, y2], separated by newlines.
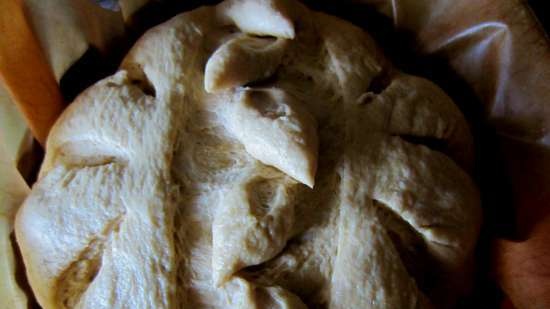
[212, 174, 298, 285]
[204, 34, 289, 93]
[223, 277, 307, 309]
[362, 73, 475, 171]
[55, 215, 125, 309]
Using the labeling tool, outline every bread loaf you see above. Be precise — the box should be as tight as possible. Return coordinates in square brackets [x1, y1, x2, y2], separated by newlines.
[15, 0, 481, 308]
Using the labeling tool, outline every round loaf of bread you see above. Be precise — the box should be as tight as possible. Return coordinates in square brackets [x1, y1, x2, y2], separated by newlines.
[15, 0, 481, 308]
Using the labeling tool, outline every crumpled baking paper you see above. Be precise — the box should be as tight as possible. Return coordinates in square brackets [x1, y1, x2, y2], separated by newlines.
[0, 133, 29, 309]
[0, 0, 548, 308]
[24, 0, 125, 82]
[360, 0, 549, 146]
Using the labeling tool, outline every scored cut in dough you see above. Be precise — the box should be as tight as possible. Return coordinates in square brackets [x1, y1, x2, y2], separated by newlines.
[15, 0, 481, 308]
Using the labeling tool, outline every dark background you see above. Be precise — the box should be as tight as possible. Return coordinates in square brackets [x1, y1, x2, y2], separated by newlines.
[528, 0, 549, 31]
